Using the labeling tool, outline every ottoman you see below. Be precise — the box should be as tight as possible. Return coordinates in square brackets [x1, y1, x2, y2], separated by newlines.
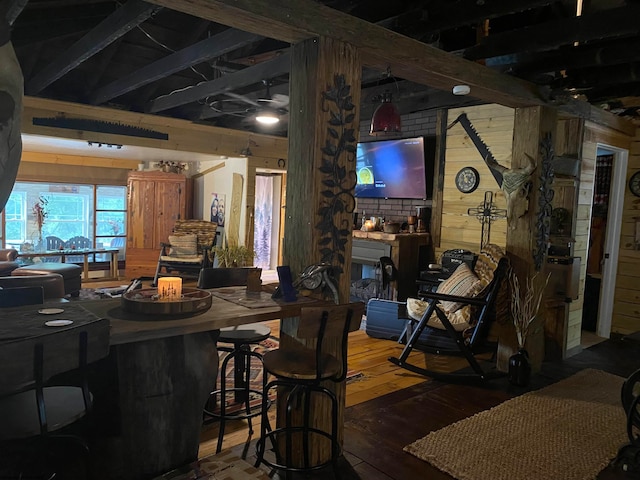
[12, 263, 82, 297]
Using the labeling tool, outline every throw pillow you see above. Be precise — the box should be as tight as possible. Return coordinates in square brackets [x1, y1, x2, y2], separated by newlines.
[436, 262, 482, 313]
[168, 234, 197, 257]
[406, 297, 471, 332]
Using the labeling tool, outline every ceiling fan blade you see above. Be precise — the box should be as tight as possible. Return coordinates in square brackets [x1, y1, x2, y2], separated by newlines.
[222, 91, 261, 107]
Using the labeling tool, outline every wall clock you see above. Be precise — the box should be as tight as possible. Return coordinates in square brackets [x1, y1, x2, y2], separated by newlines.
[455, 166, 480, 194]
[630, 171, 640, 197]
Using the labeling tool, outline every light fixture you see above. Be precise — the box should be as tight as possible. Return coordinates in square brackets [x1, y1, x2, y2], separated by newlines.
[452, 85, 471, 96]
[370, 90, 401, 136]
[255, 110, 280, 125]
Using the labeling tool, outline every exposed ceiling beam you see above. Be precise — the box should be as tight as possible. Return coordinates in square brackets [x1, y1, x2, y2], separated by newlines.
[92, 29, 263, 105]
[465, 5, 640, 61]
[25, 0, 162, 95]
[145, 0, 543, 110]
[512, 38, 640, 77]
[148, 50, 291, 113]
[5, 0, 28, 25]
[559, 63, 640, 91]
[380, 0, 554, 37]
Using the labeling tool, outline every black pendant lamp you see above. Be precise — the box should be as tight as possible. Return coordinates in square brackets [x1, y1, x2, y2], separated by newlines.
[370, 90, 401, 136]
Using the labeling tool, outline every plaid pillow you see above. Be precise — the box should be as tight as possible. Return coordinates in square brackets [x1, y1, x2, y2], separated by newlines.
[436, 262, 482, 313]
[168, 234, 198, 257]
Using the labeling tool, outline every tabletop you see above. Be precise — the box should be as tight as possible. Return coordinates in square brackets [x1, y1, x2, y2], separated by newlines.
[80, 286, 323, 345]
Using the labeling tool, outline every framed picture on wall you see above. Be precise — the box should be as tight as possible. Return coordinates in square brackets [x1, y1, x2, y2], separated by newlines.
[211, 193, 225, 227]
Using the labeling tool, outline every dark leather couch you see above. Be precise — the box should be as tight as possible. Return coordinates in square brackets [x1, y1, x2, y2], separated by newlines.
[0, 273, 66, 301]
[0, 248, 19, 276]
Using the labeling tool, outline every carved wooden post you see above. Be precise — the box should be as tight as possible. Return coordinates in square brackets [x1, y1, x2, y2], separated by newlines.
[499, 106, 558, 371]
[0, 18, 23, 212]
[280, 36, 361, 465]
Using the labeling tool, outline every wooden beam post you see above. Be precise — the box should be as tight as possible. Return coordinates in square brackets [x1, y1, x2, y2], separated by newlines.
[280, 35, 361, 466]
[499, 106, 558, 372]
[283, 36, 361, 298]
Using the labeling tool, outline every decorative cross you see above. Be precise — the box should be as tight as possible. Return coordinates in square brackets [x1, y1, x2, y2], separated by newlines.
[468, 191, 507, 250]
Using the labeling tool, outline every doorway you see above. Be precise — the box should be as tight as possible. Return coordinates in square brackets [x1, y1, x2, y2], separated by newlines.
[253, 172, 285, 273]
[582, 144, 628, 344]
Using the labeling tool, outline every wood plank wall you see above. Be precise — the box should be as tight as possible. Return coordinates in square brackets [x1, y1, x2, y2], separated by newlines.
[571, 122, 634, 349]
[438, 104, 513, 257]
[612, 126, 640, 335]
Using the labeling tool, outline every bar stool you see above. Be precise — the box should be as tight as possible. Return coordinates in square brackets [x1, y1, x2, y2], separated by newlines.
[197, 267, 271, 453]
[204, 323, 272, 453]
[254, 302, 364, 479]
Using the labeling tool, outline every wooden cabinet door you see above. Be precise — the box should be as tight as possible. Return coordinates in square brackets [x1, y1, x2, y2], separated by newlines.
[154, 179, 185, 245]
[127, 177, 156, 249]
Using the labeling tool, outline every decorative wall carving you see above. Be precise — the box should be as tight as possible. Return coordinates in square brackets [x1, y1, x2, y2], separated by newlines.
[533, 132, 555, 271]
[317, 74, 357, 277]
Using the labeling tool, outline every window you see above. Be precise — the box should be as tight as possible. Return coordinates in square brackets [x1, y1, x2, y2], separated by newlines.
[2, 182, 127, 257]
[4, 191, 26, 247]
[96, 186, 127, 258]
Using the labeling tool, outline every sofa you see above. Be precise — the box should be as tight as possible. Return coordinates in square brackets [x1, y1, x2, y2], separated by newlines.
[0, 273, 66, 301]
[0, 248, 19, 276]
[0, 248, 82, 297]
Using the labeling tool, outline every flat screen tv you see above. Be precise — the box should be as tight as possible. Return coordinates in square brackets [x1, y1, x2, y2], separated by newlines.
[355, 136, 428, 199]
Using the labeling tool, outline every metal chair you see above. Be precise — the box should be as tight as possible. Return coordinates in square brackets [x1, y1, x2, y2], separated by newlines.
[254, 302, 365, 479]
[199, 267, 270, 453]
[0, 325, 106, 478]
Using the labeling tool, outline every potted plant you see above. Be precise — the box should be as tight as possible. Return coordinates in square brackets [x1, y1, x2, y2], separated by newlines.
[212, 242, 256, 268]
[508, 269, 550, 386]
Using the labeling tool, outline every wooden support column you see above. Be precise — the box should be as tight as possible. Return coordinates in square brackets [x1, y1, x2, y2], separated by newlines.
[280, 36, 361, 466]
[499, 106, 558, 372]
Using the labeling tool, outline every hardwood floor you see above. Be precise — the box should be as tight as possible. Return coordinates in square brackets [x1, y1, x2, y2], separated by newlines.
[210, 330, 640, 480]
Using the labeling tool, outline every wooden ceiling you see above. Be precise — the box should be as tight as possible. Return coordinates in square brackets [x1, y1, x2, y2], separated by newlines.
[7, 0, 640, 138]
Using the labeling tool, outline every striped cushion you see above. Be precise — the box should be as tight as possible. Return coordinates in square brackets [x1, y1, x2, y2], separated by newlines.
[436, 262, 482, 313]
[168, 234, 197, 257]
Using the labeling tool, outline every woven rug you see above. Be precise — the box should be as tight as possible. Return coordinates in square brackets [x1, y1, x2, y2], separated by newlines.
[404, 369, 627, 480]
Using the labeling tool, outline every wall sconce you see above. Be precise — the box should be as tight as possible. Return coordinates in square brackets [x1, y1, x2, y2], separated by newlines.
[370, 90, 401, 136]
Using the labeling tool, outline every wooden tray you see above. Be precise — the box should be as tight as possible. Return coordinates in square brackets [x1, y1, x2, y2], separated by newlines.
[121, 288, 212, 316]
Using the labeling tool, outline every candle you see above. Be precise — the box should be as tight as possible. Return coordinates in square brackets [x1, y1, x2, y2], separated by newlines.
[157, 277, 182, 301]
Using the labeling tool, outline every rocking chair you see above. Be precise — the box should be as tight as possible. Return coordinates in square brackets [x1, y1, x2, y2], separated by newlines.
[153, 219, 218, 286]
[389, 244, 509, 382]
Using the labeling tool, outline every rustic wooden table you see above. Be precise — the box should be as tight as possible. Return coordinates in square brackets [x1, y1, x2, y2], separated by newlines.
[81, 289, 324, 479]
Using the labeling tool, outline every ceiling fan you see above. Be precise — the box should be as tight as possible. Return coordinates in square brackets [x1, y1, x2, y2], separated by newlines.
[222, 80, 289, 125]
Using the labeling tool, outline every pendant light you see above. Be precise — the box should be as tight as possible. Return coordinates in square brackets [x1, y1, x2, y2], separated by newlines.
[370, 90, 401, 136]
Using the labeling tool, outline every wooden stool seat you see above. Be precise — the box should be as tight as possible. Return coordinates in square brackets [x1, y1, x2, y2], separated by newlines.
[219, 324, 271, 344]
[262, 348, 341, 381]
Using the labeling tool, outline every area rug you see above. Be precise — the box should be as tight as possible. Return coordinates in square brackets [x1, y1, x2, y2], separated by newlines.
[404, 369, 627, 480]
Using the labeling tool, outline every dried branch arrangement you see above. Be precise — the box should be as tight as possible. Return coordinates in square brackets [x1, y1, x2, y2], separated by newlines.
[509, 269, 550, 349]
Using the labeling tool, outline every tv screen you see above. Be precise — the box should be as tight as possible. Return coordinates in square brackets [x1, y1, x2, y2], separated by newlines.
[355, 137, 427, 199]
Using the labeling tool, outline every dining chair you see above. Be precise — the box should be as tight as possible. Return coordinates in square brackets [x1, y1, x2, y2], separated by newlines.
[0, 326, 100, 478]
[254, 302, 365, 479]
[198, 267, 271, 453]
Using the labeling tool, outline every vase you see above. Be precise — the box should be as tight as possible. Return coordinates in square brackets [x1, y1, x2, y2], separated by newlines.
[508, 348, 531, 386]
